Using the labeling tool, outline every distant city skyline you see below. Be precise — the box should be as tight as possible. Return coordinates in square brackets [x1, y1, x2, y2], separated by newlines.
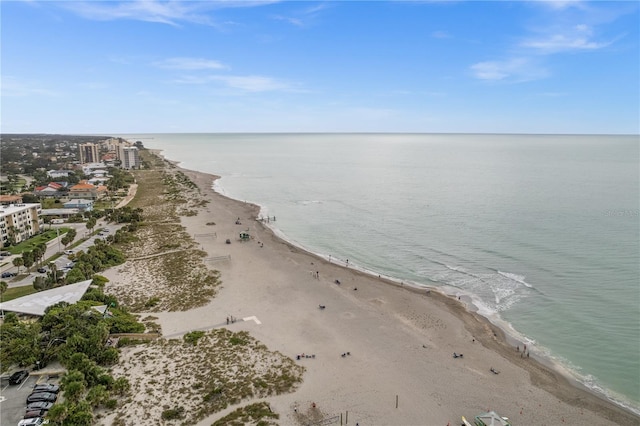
[2, 1, 638, 134]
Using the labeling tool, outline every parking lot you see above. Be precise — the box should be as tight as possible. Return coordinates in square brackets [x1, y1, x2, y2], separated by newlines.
[2, 223, 122, 289]
[0, 370, 62, 425]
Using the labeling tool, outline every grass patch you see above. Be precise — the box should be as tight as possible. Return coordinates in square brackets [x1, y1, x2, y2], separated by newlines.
[1, 285, 37, 302]
[183, 330, 205, 345]
[212, 402, 279, 426]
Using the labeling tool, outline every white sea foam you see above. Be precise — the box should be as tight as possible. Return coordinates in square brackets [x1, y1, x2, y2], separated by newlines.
[444, 264, 467, 273]
[497, 270, 533, 288]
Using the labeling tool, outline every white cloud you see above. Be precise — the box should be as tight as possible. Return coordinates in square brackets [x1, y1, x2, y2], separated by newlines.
[432, 30, 450, 39]
[523, 35, 609, 52]
[155, 57, 227, 70]
[536, 91, 568, 97]
[59, 0, 279, 26]
[272, 15, 304, 27]
[1, 76, 59, 97]
[533, 0, 587, 11]
[470, 57, 549, 82]
[470, 1, 624, 83]
[174, 73, 296, 92]
[521, 3, 625, 54]
[270, 1, 330, 27]
[210, 75, 291, 92]
[521, 27, 611, 53]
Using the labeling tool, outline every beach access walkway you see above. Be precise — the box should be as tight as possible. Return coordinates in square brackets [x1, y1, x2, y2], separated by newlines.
[163, 315, 262, 339]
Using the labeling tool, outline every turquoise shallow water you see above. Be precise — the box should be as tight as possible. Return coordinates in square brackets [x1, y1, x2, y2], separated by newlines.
[121, 133, 639, 412]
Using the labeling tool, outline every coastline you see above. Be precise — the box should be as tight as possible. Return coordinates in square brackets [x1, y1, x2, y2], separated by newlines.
[260, 208, 640, 423]
[209, 161, 640, 420]
[105, 148, 638, 425]
[172, 158, 638, 425]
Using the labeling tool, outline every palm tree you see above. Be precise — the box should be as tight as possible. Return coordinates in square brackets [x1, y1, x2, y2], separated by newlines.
[33, 243, 47, 266]
[12, 257, 23, 274]
[6, 226, 18, 246]
[86, 217, 97, 235]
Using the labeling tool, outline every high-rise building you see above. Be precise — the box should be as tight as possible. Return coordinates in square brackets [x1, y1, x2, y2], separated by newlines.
[79, 143, 100, 164]
[121, 146, 140, 169]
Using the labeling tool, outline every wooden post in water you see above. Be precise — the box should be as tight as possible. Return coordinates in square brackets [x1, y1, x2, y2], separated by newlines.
[340, 413, 343, 425]
[346, 410, 348, 423]
[396, 394, 399, 408]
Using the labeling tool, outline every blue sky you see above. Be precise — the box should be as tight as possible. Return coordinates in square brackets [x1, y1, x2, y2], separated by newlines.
[1, 1, 638, 134]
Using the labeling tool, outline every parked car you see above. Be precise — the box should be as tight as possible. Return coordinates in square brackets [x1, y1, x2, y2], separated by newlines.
[37, 267, 48, 273]
[0, 251, 11, 257]
[1, 271, 17, 278]
[18, 418, 45, 426]
[26, 392, 57, 403]
[64, 250, 73, 255]
[65, 262, 75, 268]
[32, 383, 59, 394]
[9, 369, 29, 385]
[26, 401, 54, 411]
[23, 409, 48, 419]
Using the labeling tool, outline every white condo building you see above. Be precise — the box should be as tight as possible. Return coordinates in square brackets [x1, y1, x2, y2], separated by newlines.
[121, 146, 140, 169]
[0, 203, 43, 247]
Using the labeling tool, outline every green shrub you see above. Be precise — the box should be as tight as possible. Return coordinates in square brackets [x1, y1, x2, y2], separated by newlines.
[161, 406, 185, 420]
[144, 297, 160, 308]
[183, 330, 205, 346]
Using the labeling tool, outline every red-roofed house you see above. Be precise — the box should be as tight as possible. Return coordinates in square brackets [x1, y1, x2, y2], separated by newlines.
[33, 182, 66, 199]
[0, 195, 23, 205]
[68, 180, 107, 200]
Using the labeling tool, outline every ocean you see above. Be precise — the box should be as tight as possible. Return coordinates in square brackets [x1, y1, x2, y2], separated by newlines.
[119, 133, 639, 413]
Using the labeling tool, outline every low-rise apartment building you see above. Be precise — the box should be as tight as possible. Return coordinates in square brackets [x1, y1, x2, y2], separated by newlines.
[0, 203, 43, 247]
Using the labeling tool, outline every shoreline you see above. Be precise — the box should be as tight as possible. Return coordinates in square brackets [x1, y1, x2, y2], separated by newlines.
[263, 220, 640, 420]
[203, 159, 640, 419]
[135, 149, 638, 425]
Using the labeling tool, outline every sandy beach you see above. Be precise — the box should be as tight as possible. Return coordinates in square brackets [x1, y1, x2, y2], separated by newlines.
[101, 160, 638, 426]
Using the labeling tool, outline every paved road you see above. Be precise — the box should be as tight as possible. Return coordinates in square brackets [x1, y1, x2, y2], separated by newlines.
[1, 221, 122, 288]
[1, 188, 136, 288]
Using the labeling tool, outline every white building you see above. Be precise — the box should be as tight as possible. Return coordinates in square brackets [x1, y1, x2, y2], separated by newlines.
[0, 203, 43, 247]
[47, 170, 71, 179]
[121, 146, 140, 169]
[81, 163, 108, 176]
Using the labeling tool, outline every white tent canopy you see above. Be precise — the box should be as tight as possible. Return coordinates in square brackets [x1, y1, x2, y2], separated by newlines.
[474, 411, 511, 426]
[0, 280, 92, 316]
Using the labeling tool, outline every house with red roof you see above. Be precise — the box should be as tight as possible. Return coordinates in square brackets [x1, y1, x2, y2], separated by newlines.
[68, 180, 107, 200]
[33, 182, 66, 199]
